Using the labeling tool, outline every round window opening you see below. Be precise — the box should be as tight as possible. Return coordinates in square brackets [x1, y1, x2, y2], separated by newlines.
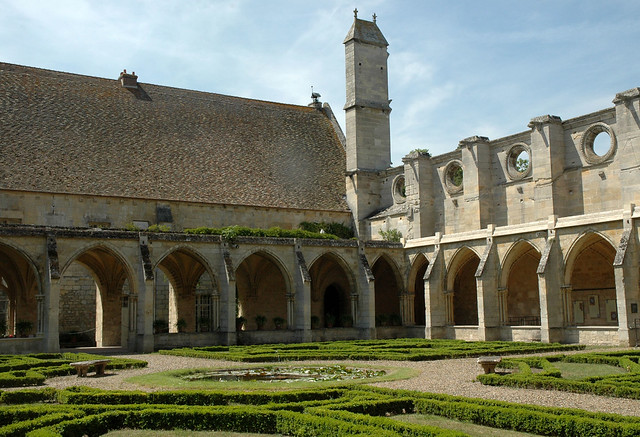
[581, 123, 616, 165]
[444, 161, 463, 194]
[506, 144, 532, 180]
[392, 175, 406, 203]
[592, 132, 611, 157]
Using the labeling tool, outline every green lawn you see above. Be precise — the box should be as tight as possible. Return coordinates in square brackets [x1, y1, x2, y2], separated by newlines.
[553, 361, 628, 380]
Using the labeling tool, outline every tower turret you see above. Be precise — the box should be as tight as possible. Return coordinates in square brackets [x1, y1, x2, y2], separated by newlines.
[344, 10, 392, 237]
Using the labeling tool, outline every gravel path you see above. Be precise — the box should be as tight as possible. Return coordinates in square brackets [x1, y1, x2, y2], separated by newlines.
[37, 348, 640, 418]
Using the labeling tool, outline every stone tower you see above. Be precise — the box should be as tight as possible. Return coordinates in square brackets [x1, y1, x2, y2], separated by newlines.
[344, 11, 392, 237]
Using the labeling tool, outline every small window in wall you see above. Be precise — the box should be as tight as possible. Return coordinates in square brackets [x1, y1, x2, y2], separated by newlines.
[581, 123, 616, 165]
[392, 175, 406, 203]
[443, 160, 463, 194]
[506, 143, 532, 180]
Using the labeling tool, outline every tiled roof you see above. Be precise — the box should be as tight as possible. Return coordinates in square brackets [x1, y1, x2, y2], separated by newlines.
[343, 18, 388, 47]
[0, 63, 348, 211]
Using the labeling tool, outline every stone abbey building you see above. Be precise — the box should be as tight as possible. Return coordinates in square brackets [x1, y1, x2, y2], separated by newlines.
[1, 15, 639, 353]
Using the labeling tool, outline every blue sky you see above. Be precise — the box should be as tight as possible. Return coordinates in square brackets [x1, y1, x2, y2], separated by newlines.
[2, 0, 639, 165]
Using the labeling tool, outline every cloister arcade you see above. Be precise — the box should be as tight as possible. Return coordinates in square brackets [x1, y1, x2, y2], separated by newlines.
[1, 222, 638, 353]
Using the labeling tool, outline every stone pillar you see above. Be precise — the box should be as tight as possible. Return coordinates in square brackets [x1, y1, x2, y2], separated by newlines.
[528, 115, 564, 219]
[475, 232, 500, 340]
[403, 151, 435, 238]
[137, 236, 155, 352]
[613, 208, 639, 346]
[357, 244, 376, 337]
[44, 234, 61, 352]
[497, 288, 508, 326]
[293, 241, 312, 342]
[218, 243, 237, 345]
[561, 286, 573, 326]
[403, 292, 415, 326]
[458, 136, 493, 230]
[537, 225, 565, 343]
[424, 243, 446, 338]
[613, 88, 640, 207]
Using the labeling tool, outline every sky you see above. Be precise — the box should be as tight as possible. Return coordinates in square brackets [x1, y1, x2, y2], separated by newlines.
[2, 0, 640, 166]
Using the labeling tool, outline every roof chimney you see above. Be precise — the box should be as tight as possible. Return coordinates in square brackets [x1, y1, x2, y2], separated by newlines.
[119, 69, 138, 89]
[309, 87, 322, 110]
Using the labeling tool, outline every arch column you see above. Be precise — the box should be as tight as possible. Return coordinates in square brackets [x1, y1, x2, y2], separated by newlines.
[613, 215, 639, 346]
[293, 242, 312, 342]
[537, 231, 565, 343]
[218, 243, 237, 345]
[497, 287, 507, 325]
[138, 236, 155, 352]
[424, 245, 446, 338]
[475, 234, 500, 340]
[402, 291, 415, 326]
[44, 235, 61, 352]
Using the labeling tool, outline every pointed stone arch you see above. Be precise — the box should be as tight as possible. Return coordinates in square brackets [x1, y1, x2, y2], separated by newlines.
[59, 243, 136, 347]
[0, 241, 42, 337]
[308, 251, 355, 328]
[446, 247, 481, 326]
[408, 253, 429, 325]
[155, 246, 219, 333]
[235, 250, 291, 331]
[371, 254, 403, 326]
[500, 240, 541, 325]
[564, 231, 617, 326]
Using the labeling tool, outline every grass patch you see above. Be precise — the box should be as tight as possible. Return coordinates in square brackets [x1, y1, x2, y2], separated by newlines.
[554, 361, 628, 380]
[393, 413, 540, 437]
[128, 364, 416, 391]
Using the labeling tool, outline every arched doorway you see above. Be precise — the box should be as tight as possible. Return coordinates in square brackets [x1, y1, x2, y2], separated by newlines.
[372, 256, 402, 326]
[156, 248, 218, 333]
[449, 248, 480, 325]
[567, 233, 617, 326]
[0, 244, 40, 338]
[236, 251, 289, 331]
[408, 254, 429, 326]
[503, 241, 541, 325]
[59, 246, 133, 347]
[309, 253, 353, 328]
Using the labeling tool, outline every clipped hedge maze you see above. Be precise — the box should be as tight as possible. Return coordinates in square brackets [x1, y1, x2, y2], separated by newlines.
[479, 350, 640, 399]
[2, 386, 640, 437]
[0, 353, 146, 388]
[159, 338, 584, 362]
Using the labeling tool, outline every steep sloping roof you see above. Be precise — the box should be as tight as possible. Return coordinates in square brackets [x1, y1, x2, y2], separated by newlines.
[343, 18, 388, 47]
[0, 63, 348, 211]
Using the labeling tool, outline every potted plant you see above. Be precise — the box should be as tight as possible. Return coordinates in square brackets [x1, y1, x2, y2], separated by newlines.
[273, 316, 286, 330]
[325, 313, 336, 328]
[176, 318, 187, 333]
[153, 319, 168, 334]
[255, 315, 267, 330]
[310, 315, 320, 329]
[16, 320, 33, 337]
[236, 316, 246, 331]
[339, 314, 353, 328]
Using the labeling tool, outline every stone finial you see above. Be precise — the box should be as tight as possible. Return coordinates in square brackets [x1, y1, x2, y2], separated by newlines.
[527, 114, 562, 129]
[373, 13, 377, 23]
[353, 8, 358, 18]
[613, 87, 640, 104]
